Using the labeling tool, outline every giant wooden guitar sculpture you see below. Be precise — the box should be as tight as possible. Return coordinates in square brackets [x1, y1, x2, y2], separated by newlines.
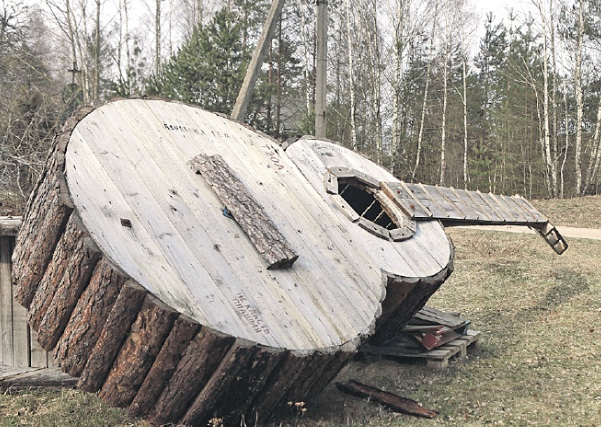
[12, 99, 566, 426]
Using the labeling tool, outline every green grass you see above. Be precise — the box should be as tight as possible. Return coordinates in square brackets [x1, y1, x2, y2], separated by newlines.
[2, 199, 600, 426]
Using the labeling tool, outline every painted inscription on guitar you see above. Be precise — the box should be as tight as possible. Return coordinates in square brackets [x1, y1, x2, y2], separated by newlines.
[233, 292, 271, 335]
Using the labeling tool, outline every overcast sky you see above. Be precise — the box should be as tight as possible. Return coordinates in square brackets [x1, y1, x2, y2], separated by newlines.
[471, 0, 536, 22]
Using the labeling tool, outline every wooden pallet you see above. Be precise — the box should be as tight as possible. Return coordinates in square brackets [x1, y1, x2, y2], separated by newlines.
[360, 330, 481, 370]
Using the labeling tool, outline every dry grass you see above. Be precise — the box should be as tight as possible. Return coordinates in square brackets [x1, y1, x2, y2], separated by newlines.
[1, 198, 600, 426]
[0, 388, 152, 427]
[275, 205, 601, 426]
[532, 195, 601, 229]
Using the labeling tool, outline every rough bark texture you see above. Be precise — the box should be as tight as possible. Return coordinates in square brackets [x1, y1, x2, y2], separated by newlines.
[11, 105, 366, 426]
[77, 283, 147, 392]
[13, 107, 93, 308]
[302, 350, 354, 402]
[128, 316, 200, 418]
[191, 154, 298, 269]
[99, 296, 179, 407]
[248, 352, 313, 423]
[54, 257, 128, 376]
[370, 263, 454, 345]
[378, 276, 420, 327]
[336, 379, 439, 418]
[181, 340, 259, 426]
[182, 344, 288, 426]
[31, 215, 100, 351]
[285, 350, 354, 407]
[148, 327, 235, 426]
[13, 183, 72, 309]
[284, 351, 341, 404]
[215, 346, 287, 426]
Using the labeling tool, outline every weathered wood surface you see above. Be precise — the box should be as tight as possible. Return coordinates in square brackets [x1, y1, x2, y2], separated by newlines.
[0, 217, 21, 236]
[1, 228, 53, 368]
[0, 235, 16, 366]
[360, 330, 481, 370]
[394, 182, 552, 226]
[286, 138, 453, 280]
[12, 99, 460, 426]
[190, 154, 299, 269]
[30, 330, 51, 368]
[0, 365, 76, 389]
[63, 99, 453, 351]
[370, 264, 454, 345]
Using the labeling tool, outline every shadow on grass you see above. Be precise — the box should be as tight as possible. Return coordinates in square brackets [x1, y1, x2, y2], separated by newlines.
[539, 268, 590, 308]
[473, 267, 590, 359]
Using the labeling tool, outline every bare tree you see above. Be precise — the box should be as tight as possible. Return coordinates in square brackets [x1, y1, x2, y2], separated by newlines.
[0, 4, 62, 207]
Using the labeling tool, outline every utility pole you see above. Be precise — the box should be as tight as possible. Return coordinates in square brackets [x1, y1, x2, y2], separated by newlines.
[315, 0, 327, 138]
[231, 0, 286, 122]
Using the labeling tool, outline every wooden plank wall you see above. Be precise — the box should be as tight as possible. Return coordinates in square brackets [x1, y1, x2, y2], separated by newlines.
[0, 218, 52, 368]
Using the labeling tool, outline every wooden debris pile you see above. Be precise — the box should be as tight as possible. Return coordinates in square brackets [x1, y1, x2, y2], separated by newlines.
[393, 306, 470, 351]
[360, 306, 481, 370]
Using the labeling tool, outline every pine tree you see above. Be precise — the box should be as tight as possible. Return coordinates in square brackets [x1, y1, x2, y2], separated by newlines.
[146, 7, 249, 115]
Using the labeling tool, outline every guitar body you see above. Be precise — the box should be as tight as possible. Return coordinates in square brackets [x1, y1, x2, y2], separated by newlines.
[13, 99, 453, 425]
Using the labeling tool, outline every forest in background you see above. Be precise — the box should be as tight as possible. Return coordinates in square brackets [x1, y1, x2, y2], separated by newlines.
[1, 0, 601, 210]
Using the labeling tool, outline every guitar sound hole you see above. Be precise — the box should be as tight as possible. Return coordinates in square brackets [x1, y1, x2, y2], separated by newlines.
[338, 179, 398, 230]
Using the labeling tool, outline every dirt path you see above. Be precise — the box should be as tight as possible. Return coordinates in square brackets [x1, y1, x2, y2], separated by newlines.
[454, 225, 601, 241]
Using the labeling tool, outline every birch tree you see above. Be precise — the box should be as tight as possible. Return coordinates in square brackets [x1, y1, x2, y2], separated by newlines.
[388, 0, 412, 172]
[345, 0, 357, 150]
[155, 0, 161, 74]
[438, 1, 458, 185]
[411, 0, 438, 181]
[363, 0, 383, 163]
[93, 0, 101, 101]
[574, 0, 584, 195]
[457, 4, 477, 188]
[584, 100, 601, 193]
[532, 0, 558, 197]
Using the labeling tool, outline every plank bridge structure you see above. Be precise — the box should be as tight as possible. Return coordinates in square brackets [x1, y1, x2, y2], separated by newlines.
[6, 99, 567, 426]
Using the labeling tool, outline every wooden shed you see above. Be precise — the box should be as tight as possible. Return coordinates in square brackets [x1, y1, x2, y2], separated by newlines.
[11, 99, 566, 426]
